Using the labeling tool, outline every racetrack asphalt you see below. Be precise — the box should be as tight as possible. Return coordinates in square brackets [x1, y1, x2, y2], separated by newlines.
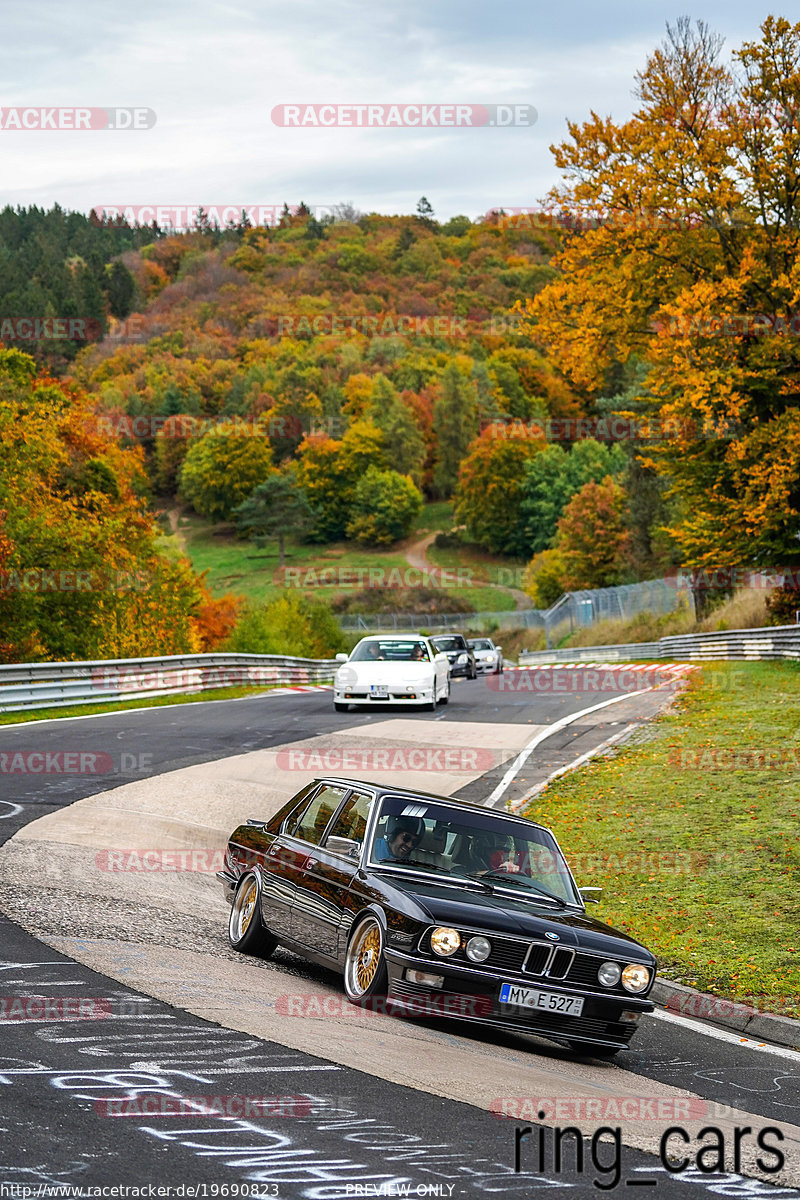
[2, 674, 800, 1195]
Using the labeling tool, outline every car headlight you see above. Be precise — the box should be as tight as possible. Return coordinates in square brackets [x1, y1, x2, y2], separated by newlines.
[465, 935, 491, 963]
[456, 653, 468, 663]
[597, 961, 622, 988]
[430, 927, 461, 956]
[621, 964, 651, 993]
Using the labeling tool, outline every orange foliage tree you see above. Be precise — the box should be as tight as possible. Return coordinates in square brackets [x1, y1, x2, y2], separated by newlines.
[519, 16, 800, 569]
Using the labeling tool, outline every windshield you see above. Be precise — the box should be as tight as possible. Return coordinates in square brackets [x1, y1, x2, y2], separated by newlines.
[431, 637, 464, 652]
[470, 639, 493, 650]
[368, 796, 581, 905]
[350, 639, 430, 662]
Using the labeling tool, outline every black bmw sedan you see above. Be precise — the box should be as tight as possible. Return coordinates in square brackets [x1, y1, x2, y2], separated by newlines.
[217, 778, 656, 1057]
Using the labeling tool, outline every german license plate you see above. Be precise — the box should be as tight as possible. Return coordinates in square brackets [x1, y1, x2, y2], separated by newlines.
[499, 982, 584, 1016]
[369, 685, 389, 698]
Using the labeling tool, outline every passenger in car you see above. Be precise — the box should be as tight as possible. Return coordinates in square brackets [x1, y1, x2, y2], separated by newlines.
[373, 816, 424, 861]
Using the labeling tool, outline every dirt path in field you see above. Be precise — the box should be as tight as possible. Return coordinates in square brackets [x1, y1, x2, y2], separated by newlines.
[405, 530, 532, 610]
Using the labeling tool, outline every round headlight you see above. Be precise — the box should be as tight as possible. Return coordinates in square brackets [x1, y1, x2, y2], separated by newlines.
[465, 936, 492, 963]
[621, 964, 651, 994]
[597, 961, 622, 988]
[430, 927, 461, 956]
[457, 653, 468, 663]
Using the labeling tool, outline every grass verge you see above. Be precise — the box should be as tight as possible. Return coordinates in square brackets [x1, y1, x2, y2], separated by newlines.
[0, 683, 321, 726]
[522, 661, 800, 1015]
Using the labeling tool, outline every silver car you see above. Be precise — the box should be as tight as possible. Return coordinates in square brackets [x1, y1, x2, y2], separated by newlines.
[467, 637, 503, 675]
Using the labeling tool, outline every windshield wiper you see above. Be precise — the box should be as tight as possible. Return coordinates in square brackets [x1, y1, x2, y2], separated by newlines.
[471, 871, 570, 906]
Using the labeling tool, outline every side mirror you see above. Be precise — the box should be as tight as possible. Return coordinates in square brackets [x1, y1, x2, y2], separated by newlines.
[335, 653, 348, 662]
[495, 646, 502, 653]
[579, 886, 602, 904]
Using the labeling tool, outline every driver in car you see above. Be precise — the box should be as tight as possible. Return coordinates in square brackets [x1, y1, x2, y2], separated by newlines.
[468, 831, 521, 875]
[373, 816, 424, 862]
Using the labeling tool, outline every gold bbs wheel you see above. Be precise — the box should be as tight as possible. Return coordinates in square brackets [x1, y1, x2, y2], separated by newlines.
[344, 916, 387, 1003]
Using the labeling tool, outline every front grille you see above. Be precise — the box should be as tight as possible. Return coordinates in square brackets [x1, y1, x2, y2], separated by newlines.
[522, 944, 550, 974]
[548, 948, 575, 979]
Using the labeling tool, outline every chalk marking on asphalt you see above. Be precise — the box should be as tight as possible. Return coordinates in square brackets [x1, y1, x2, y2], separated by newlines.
[0, 800, 23, 819]
[483, 687, 658, 809]
[652, 1007, 800, 1062]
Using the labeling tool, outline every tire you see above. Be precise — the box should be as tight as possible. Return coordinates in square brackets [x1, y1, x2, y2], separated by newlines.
[438, 677, 450, 705]
[228, 871, 278, 957]
[343, 915, 388, 1005]
[334, 701, 349, 712]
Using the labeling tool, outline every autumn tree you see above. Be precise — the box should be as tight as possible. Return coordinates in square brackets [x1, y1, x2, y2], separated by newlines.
[295, 421, 386, 541]
[519, 438, 626, 555]
[454, 424, 546, 556]
[345, 466, 423, 546]
[520, 16, 800, 571]
[368, 374, 426, 486]
[179, 430, 274, 521]
[432, 362, 479, 496]
[0, 349, 225, 661]
[524, 476, 632, 603]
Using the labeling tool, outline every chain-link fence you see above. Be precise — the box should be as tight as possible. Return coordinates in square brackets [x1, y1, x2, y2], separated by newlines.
[337, 577, 692, 646]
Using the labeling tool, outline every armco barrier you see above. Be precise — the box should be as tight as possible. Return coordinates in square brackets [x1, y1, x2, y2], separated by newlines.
[0, 653, 338, 714]
[518, 624, 800, 664]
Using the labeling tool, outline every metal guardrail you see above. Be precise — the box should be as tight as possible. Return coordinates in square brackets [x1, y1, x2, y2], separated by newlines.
[0, 653, 338, 714]
[518, 625, 800, 664]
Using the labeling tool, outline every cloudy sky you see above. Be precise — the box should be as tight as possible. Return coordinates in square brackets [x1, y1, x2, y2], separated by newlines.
[0, 1, 790, 222]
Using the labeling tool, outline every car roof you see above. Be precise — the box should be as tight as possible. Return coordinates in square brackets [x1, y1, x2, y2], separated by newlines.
[308, 776, 548, 833]
[357, 634, 429, 641]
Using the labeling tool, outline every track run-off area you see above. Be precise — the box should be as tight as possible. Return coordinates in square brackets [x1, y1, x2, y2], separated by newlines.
[2, 665, 800, 1198]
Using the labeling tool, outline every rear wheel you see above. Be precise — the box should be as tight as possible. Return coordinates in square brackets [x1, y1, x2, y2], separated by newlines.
[228, 871, 278, 957]
[344, 915, 388, 1005]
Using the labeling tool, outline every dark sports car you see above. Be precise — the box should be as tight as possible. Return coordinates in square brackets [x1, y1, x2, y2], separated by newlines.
[217, 778, 656, 1057]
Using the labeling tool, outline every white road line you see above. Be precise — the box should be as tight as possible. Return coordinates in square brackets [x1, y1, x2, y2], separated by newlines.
[652, 1007, 800, 1061]
[483, 687, 656, 808]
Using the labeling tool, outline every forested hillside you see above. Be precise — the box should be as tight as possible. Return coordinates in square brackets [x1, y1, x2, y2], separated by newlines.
[4, 15, 800, 662]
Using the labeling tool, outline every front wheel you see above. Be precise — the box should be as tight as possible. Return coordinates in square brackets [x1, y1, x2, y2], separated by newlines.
[344, 915, 388, 1005]
[438, 676, 450, 705]
[334, 701, 349, 712]
[228, 871, 278, 957]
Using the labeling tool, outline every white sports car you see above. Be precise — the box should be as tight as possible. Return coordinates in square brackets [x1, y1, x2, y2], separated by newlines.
[333, 635, 451, 712]
[468, 636, 504, 674]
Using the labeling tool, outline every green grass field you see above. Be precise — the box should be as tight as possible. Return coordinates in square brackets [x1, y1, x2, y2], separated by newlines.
[522, 661, 800, 1013]
[169, 506, 522, 613]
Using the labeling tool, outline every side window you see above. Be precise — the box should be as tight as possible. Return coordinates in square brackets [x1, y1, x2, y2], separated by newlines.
[325, 792, 372, 850]
[288, 785, 347, 846]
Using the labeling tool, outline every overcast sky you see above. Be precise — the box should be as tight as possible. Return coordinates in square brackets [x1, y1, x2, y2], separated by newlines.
[0, 1, 790, 222]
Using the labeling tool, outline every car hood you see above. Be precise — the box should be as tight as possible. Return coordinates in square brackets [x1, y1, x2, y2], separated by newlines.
[375, 872, 654, 962]
[336, 662, 433, 684]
